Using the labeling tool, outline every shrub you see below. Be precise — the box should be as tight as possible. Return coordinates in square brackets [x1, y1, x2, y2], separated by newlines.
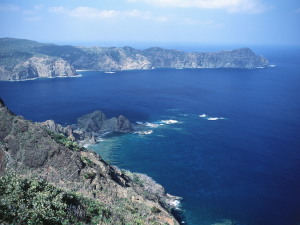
[47, 130, 82, 151]
[81, 156, 94, 167]
[83, 171, 96, 179]
[0, 174, 109, 225]
[150, 206, 162, 214]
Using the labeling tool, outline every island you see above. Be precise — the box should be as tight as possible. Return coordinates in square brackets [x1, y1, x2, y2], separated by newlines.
[0, 38, 269, 81]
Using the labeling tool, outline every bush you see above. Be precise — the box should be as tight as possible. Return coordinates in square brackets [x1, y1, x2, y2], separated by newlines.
[150, 206, 162, 214]
[0, 174, 109, 225]
[83, 171, 96, 179]
[47, 130, 81, 151]
[81, 156, 94, 167]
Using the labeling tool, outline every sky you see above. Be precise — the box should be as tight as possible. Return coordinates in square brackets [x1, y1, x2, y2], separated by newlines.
[0, 0, 299, 47]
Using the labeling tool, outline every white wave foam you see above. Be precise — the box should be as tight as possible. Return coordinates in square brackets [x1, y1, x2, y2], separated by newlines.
[159, 119, 178, 124]
[136, 119, 179, 129]
[199, 113, 226, 120]
[101, 131, 113, 136]
[145, 122, 162, 128]
[207, 117, 219, 120]
[168, 199, 181, 210]
[97, 138, 106, 142]
[134, 130, 153, 135]
[83, 143, 91, 148]
[136, 122, 162, 128]
[207, 117, 226, 121]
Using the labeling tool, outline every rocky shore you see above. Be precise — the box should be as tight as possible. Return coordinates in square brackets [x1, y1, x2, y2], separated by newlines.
[0, 98, 181, 224]
[40, 110, 134, 147]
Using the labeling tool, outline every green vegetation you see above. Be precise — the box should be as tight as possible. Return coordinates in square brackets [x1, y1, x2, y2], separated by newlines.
[151, 206, 162, 214]
[83, 171, 96, 179]
[0, 38, 87, 69]
[0, 38, 42, 69]
[0, 174, 165, 225]
[47, 130, 82, 151]
[0, 174, 110, 225]
[81, 156, 94, 167]
[0, 51, 33, 69]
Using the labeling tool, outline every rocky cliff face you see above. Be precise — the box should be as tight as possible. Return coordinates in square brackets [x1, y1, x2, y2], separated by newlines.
[0, 38, 269, 81]
[77, 110, 133, 134]
[0, 38, 77, 81]
[0, 55, 77, 81]
[70, 46, 268, 71]
[41, 110, 133, 147]
[192, 48, 269, 69]
[0, 98, 180, 224]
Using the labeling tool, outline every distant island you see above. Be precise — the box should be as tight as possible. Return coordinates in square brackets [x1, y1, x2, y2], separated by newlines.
[0, 38, 269, 81]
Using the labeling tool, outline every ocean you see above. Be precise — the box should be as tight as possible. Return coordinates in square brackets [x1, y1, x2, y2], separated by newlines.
[0, 46, 299, 225]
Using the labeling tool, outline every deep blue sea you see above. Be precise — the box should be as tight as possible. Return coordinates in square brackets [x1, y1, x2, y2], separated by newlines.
[1, 46, 300, 225]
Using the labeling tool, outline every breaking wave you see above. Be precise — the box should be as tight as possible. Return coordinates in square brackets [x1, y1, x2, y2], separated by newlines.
[199, 114, 226, 120]
[134, 119, 180, 136]
[134, 130, 153, 135]
[159, 119, 179, 124]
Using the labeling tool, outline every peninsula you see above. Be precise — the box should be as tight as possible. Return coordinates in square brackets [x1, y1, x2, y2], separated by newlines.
[0, 38, 269, 81]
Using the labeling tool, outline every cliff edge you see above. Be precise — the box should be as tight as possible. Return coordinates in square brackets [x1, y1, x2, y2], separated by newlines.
[0, 38, 77, 81]
[0, 98, 180, 224]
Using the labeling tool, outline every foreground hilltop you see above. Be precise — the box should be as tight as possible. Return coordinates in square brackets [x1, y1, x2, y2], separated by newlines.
[0, 38, 268, 81]
[0, 98, 180, 224]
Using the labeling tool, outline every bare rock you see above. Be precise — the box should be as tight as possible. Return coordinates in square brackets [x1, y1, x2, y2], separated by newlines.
[77, 110, 133, 134]
[0, 55, 77, 81]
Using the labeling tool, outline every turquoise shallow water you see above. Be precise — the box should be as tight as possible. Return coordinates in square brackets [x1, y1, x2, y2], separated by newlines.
[0, 46, 300, 225]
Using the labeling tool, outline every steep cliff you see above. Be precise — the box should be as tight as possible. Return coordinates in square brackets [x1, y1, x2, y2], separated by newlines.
[69, 46, 268, 70]
[0, 55, 77, 81]
[0, 38, 77, 81]
[0, 38, 269, 81]
[76, 110, 133, 134]
[0, 98, 180, 225]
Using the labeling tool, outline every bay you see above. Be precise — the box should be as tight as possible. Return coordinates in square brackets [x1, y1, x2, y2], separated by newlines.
[0, 46, 300, 225]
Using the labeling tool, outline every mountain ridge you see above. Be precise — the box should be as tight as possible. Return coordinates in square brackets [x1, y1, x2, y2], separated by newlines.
[0, 38, 269, 81]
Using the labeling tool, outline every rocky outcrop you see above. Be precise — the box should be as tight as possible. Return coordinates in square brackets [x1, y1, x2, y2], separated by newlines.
[40, 119, 74, 138]
[41, 110, 133, 147]
[0, 98, 180, 224]
[77, 110, 133, 134]
[0, 38, 269, 81]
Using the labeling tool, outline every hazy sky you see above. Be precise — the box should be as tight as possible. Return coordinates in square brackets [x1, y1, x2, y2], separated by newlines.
[0, 0, 299, 47]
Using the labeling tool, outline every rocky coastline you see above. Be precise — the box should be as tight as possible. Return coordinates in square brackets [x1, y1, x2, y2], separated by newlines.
[40, 110, 134, 147]
[0, 38, 269, 81]
[0, 98, 182, 224]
